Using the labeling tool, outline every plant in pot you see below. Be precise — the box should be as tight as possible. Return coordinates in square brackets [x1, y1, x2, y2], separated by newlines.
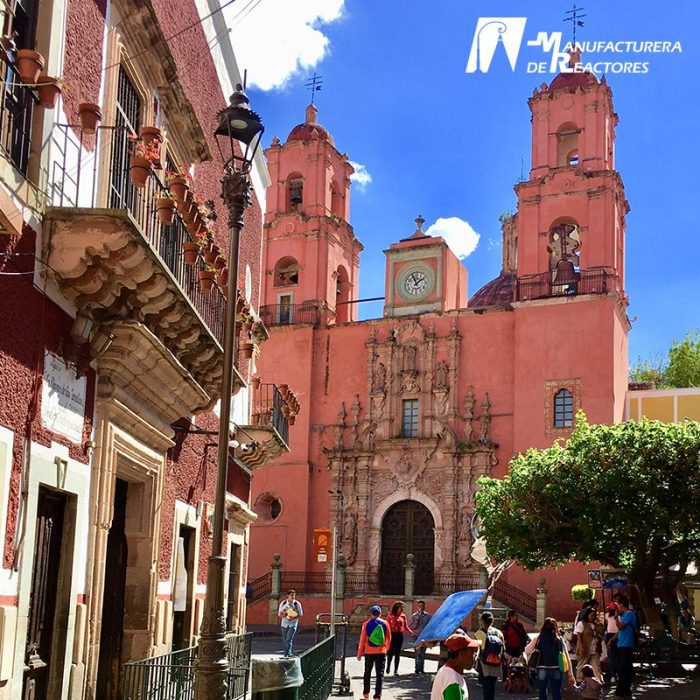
[215, 266, 228, 290]
[182, 240, 200, 265]
[15, 49, 45, 84]
[36, 75, 62, 109]
[241, 340, 255, 360]
[154, 189, 176, 225]
[203, 243, 220, 265]
[250, 376, 261, 390]
[214, 254, 226, 272]
[128, 136, 157, 188]
[166, 167, 190, 201]
[78, 102, 102, 134]
[198, 264, 216, 293]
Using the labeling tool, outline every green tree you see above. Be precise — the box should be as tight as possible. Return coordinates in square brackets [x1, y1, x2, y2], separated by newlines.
[629, 330, 700, 388]
[475, 414, 700, 628]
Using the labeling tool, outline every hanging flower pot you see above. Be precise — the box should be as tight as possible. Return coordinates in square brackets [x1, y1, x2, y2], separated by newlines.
[242, 319, 253, 334]
[129, 155, 152, 188]
[215, 267, 228, 289]
[78, 103, 102, 134]
[139, 125, 162, 148]
[183, 241, 200, 265]
[214, 254, 226, 271]
[241, 342, 254, 359]
[250, 376, 261, 390]
[36, 76, 61, 109]
[155, 196, 176, 225]
[168, 175, 189, 202]
[16, 49, 45, 84]
[198, 269, 216, 293]
[204, 244, 219, 265]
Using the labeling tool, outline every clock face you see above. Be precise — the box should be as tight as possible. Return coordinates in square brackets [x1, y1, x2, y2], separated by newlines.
[403, 270, 429, 296]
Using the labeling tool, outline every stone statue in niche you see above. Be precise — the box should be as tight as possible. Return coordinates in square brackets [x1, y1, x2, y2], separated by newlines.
[404, 344, 417, 371]
[479, 393, 491, 443]
[335, 403, 346, 449]
[372, 362, 386, 392]
[463, 386, 476, 442]
[435, 360, 449, 389]
[342, 510, 357, 564]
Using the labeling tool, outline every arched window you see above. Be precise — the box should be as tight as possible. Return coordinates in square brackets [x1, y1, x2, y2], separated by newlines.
[553, 388, 574, 428]
[557, 122, 580, 167]
[287, 175, 303, 212]
[273, 256, 299, 287]
[335, 265, 350, 323]
[330, 182, 343, 218]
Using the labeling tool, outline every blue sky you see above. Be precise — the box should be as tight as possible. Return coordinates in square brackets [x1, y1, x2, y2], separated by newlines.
[231, 0, 699, 364]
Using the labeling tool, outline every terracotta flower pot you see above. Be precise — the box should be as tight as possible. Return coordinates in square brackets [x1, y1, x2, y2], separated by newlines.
[78, 103, 102, 134]
[139, 125, 161, 148]
[214, 255, 226, 271]
[183, 241, 200, 265]
[130, 155, 152, 188]
[242, 342, 254, 359]
[250, 377, 261, 390]
[36, 76, 61, 108]
[168, 176, 189, 202]
[198, 269, 216, 293]
[215, 268, 228, 289]
[155, 197, 176, 225]
[16, 49, 45, 84]
[204, 245, 219, 265]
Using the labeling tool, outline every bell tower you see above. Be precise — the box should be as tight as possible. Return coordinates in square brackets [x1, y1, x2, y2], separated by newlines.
[262, 104, 363, 324]
[514, 61, 628, 294]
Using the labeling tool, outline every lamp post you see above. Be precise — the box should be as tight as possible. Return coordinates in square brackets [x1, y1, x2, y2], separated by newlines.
[194, 84, 264, 700]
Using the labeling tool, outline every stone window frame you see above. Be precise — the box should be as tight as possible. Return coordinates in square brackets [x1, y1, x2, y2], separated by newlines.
[545, 378, 582, 437]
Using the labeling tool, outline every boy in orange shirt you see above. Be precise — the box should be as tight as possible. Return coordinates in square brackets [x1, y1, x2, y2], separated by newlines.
[357, 605, 392, 700]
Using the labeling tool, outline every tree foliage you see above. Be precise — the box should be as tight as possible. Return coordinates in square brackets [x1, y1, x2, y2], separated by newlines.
[476, 414, 700, 615]
[630, 330, 700, 388]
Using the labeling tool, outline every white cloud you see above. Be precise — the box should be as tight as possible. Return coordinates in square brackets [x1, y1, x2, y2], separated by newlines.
[425, 217, 481, 259]
[227, 0, 346, 91]
[349, 161, 372, 189]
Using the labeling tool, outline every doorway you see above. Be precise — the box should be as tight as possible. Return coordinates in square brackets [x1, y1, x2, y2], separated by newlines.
[379, 500, 435, 596]
[22, 487, 68, 700]
[96, 478, 129, 700]
[172, 524, 195, 650]
[226, 544, 241, 631]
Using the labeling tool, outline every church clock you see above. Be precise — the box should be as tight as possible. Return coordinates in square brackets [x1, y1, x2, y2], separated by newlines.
[397, 265, 435, 301]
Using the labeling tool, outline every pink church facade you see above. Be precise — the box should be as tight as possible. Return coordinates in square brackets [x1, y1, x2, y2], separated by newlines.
[249, 67, 630, 623]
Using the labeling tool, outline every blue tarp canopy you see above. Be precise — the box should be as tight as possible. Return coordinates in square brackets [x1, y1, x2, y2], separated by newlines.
[415, 589, 487, 644]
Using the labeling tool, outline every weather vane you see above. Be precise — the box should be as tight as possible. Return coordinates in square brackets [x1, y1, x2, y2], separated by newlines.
[305, 72, 323, 104]
[563, 4, 586, 46]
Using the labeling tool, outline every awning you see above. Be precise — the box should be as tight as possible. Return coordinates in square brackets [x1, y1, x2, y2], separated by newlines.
[416, 589, 487, 644]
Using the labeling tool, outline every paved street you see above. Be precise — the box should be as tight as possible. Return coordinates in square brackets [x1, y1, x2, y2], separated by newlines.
[250, 627, 700, 699]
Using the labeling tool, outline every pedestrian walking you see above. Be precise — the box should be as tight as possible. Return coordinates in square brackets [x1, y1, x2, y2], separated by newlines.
[574, 607, 603, 681]
[430, 632, 480, 700]
[613, 595, 636, 700]
[411, 599, 432, 674]
[525, 617, 575, 700]
[502, 609, 528, 681]
[358, 605, 392, 700]
[603, 597, 619, 684]
[474, 611, 504, 700]
[386, 601, 413, 675]
[278, 589, 303, 657]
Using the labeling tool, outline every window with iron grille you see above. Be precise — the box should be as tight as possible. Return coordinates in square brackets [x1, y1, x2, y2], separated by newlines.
[402, 399, 419, 438]
[110, 66, 141, 213]
[553, 388, 574, 428]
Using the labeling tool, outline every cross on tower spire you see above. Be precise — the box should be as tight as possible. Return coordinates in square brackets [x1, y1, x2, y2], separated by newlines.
[304, 73, 324, 105]
[563, 4, 586, 46]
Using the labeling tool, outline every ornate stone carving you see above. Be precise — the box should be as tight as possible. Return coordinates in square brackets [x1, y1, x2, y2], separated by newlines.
[370, 392, 386, 420]
[342, 509, 358, 565]
[434, 388, 449, 417]
[335, 403, 346, 449]
[400, 370, 419, 394]
[372, 362, 386, 392]
[463, 386, 476, 442]
[479, 393, 492, 444]
[403, 344, 417, 370]
[435, 360, 449, 389]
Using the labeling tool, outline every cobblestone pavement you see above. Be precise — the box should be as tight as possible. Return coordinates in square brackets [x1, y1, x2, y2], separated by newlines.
[250, 627, 700, 700]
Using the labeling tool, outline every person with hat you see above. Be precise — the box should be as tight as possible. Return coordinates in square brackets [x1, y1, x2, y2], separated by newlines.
[278, 589, 303, 657]
[430, 632, 480, 700]
[474, 611, 504, 700]
[358, 605, 392, 700]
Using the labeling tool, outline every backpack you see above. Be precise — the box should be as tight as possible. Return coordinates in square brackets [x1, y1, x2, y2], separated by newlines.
[482, 630, 504, 666]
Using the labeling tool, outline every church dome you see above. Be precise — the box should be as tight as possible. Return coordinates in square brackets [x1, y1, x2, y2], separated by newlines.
[286, 103, 335, 146]
[468, 272, 516, 307]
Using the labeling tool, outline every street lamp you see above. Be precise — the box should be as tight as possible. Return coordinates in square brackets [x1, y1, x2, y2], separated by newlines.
[195, 84, 264, 700]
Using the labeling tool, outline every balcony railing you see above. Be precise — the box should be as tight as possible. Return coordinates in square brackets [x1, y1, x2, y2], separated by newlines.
[514, 267, 613, 302]
[433, 572, 481, 596]
[122, 632, 252, 700]
[0, 51, 39, 176]
[281, 571, 332, 595]
[259, 303, 324, 327]
[250, 382, 289, 446]
[48, 123, 225, 344]
[248, 572, 272, 603]
[493, 579, 537, 621]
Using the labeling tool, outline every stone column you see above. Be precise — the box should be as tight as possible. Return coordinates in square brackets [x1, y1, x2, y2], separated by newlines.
[404, 553, 415, 600]
[336, 553, 346, 616]
[536, 578, 547, 628]
[269, 553, 282, 624]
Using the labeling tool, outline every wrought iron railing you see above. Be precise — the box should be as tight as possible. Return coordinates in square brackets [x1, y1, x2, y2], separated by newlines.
[281, 571, 332, 595]
[493, 579, 537, 621]
[298, 636, 335, 700]
[48, 123, 225, 345]
[250, 382, 289, 445]
[514, 267, 613, 302]
[248, 572, 272, 603]
[433, 572, 482, 596]
[0, 51, 39, 176]
[343, 571, 380, 597]
[259, 303, 324, 327]
[122, 632, 252, 700]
